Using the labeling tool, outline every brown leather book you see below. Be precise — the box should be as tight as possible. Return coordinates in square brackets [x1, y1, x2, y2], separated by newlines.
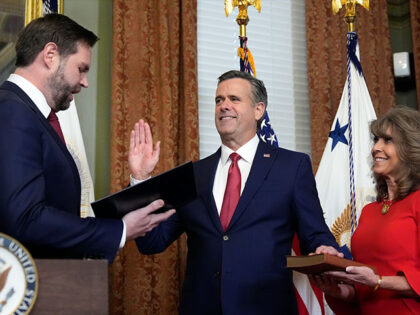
[286, 254, 377, 274]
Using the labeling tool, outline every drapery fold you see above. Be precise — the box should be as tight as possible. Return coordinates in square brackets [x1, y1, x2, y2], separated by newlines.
[306, 0, 396, 171]
[110, 1, 198, 313]
[410, 0, 420, 110]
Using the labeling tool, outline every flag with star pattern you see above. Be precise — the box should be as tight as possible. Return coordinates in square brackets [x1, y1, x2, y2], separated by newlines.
[237, 34, 278, 147]
[237, 20, 321, 315]
[315, 31, 377, 315]
[258, 112, 279, 147]
[315, 32, 376, 253]
[237, 27, 322, 315]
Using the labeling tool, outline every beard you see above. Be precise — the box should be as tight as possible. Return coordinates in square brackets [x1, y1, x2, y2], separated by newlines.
[47, 61, 76, 112]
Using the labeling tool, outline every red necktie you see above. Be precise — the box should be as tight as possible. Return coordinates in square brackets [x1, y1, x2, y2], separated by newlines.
[48, 110, 66, 144]
[220, 153, 241, 231]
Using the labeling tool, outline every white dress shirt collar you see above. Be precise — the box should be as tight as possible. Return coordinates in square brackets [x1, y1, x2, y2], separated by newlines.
[7, 73, 51, 118]
[220, 134, 260, 165]
[213, 134, 260, 213]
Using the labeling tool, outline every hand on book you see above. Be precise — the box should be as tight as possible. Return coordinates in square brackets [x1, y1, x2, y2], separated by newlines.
[129, 119, 160, 180]
[123, 199, 175, 241]
[311, 245, 344, 258]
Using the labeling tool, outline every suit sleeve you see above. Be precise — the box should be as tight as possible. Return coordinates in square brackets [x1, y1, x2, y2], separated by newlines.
[136, 211, 184, 254]
[0, 98, 122, 262]
[291, 154, 340, 254]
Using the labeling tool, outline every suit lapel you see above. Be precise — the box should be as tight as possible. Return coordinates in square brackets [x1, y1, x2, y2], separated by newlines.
[195, 149, 225, 233]
[227, 141, 278, 230]
[4, 82, 80, 188]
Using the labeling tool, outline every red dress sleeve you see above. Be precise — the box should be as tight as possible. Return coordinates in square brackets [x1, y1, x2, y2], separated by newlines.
[397, 192, 420, 310]
[351, 189, 420, 314]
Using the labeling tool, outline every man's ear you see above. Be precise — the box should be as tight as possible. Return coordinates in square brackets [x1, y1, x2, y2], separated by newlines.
[254, 102, 266, 121]
[42, 42, 59, 69]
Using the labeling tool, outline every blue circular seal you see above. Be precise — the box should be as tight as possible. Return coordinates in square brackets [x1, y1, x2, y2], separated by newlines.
[0, 233, 38, 315]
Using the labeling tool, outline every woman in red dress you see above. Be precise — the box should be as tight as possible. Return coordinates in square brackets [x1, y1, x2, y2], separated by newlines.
[311, 107, 420, 314]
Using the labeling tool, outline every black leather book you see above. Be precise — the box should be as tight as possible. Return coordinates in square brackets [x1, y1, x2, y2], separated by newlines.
[91, 161, 196, 218]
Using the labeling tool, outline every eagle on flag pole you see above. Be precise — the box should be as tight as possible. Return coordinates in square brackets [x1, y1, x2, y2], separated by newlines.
[316, 1, 377, 313]
[25, 0, 96, 218]
[224, 1, 325, 314]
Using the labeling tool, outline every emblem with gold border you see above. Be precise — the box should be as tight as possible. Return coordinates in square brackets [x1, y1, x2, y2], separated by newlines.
[0, 233, 38, 315]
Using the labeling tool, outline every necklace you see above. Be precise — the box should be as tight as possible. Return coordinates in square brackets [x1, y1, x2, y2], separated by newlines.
[381, 199, 394, 215]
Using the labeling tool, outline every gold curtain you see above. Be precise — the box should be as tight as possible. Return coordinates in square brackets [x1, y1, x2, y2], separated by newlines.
[411, 0, 420, 110]
[305, 0, 396, 171]
[110, 0, 198, 314]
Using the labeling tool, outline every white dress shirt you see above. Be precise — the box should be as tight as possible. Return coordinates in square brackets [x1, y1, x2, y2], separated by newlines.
[213, 134, 259, 214]
[7, 74, 127, 248]
[130, 134, 260, 216]
[8, 74, 51, 118]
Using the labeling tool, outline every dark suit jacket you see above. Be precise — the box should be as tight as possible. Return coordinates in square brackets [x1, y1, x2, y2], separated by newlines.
[137, 140, 340, 315]
[0, 81, 122, 262]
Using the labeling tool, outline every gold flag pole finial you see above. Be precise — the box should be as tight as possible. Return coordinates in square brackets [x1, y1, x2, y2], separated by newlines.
[332, 0, 369, 32]
[225, 0, 261, 37]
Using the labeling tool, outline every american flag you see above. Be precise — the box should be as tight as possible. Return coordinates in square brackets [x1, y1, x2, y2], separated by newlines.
[42, 0, 60, 15]
[237, 36, 279, 147]
[237, 34, 324, 315]
[258, 111, 279, 147]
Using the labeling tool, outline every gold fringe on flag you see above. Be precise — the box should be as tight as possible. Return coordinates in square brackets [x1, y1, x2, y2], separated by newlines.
[237, 47, 257, 77]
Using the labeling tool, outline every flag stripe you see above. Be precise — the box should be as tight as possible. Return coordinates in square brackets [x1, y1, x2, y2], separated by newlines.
[294, 283, 310, 315]
[241, 33, 316, 315]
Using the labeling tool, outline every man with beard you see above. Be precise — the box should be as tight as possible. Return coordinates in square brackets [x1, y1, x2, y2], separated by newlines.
[0, 14, 175, 262]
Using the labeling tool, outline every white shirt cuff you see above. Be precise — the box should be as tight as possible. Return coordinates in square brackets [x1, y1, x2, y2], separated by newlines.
[129, 174, 150, 186]
[119, 220, 126, 248]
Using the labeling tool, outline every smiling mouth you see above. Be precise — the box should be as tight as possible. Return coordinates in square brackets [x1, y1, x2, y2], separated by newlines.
[374, 157, 388, 162]
[219, 116, 236, 120]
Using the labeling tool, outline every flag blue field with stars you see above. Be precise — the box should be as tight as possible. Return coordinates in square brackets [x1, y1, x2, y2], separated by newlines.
[258, 112, 278, 147]
[315, 32, 377, 251]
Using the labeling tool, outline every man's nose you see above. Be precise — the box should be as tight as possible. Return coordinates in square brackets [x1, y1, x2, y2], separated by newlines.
[220, 99, 232, 110]
[80, 75, 88, 88]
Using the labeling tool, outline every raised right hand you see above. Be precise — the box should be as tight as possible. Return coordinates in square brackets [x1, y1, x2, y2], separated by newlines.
[128, 119, 160, 180]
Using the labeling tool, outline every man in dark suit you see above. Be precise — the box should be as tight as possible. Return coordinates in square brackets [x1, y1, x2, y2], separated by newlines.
[0, 14, 174, 263]
[131, 70, 344, 314]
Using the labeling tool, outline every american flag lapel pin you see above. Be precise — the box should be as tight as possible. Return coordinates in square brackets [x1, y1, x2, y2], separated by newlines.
[263, 153, 270, 158]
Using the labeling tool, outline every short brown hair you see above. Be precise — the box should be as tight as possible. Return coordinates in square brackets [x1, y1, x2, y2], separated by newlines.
[15, 13, 98, 67]
[370, 106, 420, 201]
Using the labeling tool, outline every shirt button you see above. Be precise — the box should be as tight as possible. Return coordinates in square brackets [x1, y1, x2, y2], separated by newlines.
[223, 235, 229, 241]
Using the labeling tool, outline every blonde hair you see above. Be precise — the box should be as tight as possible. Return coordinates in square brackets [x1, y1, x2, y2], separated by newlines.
[370, 106, 420, 201]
